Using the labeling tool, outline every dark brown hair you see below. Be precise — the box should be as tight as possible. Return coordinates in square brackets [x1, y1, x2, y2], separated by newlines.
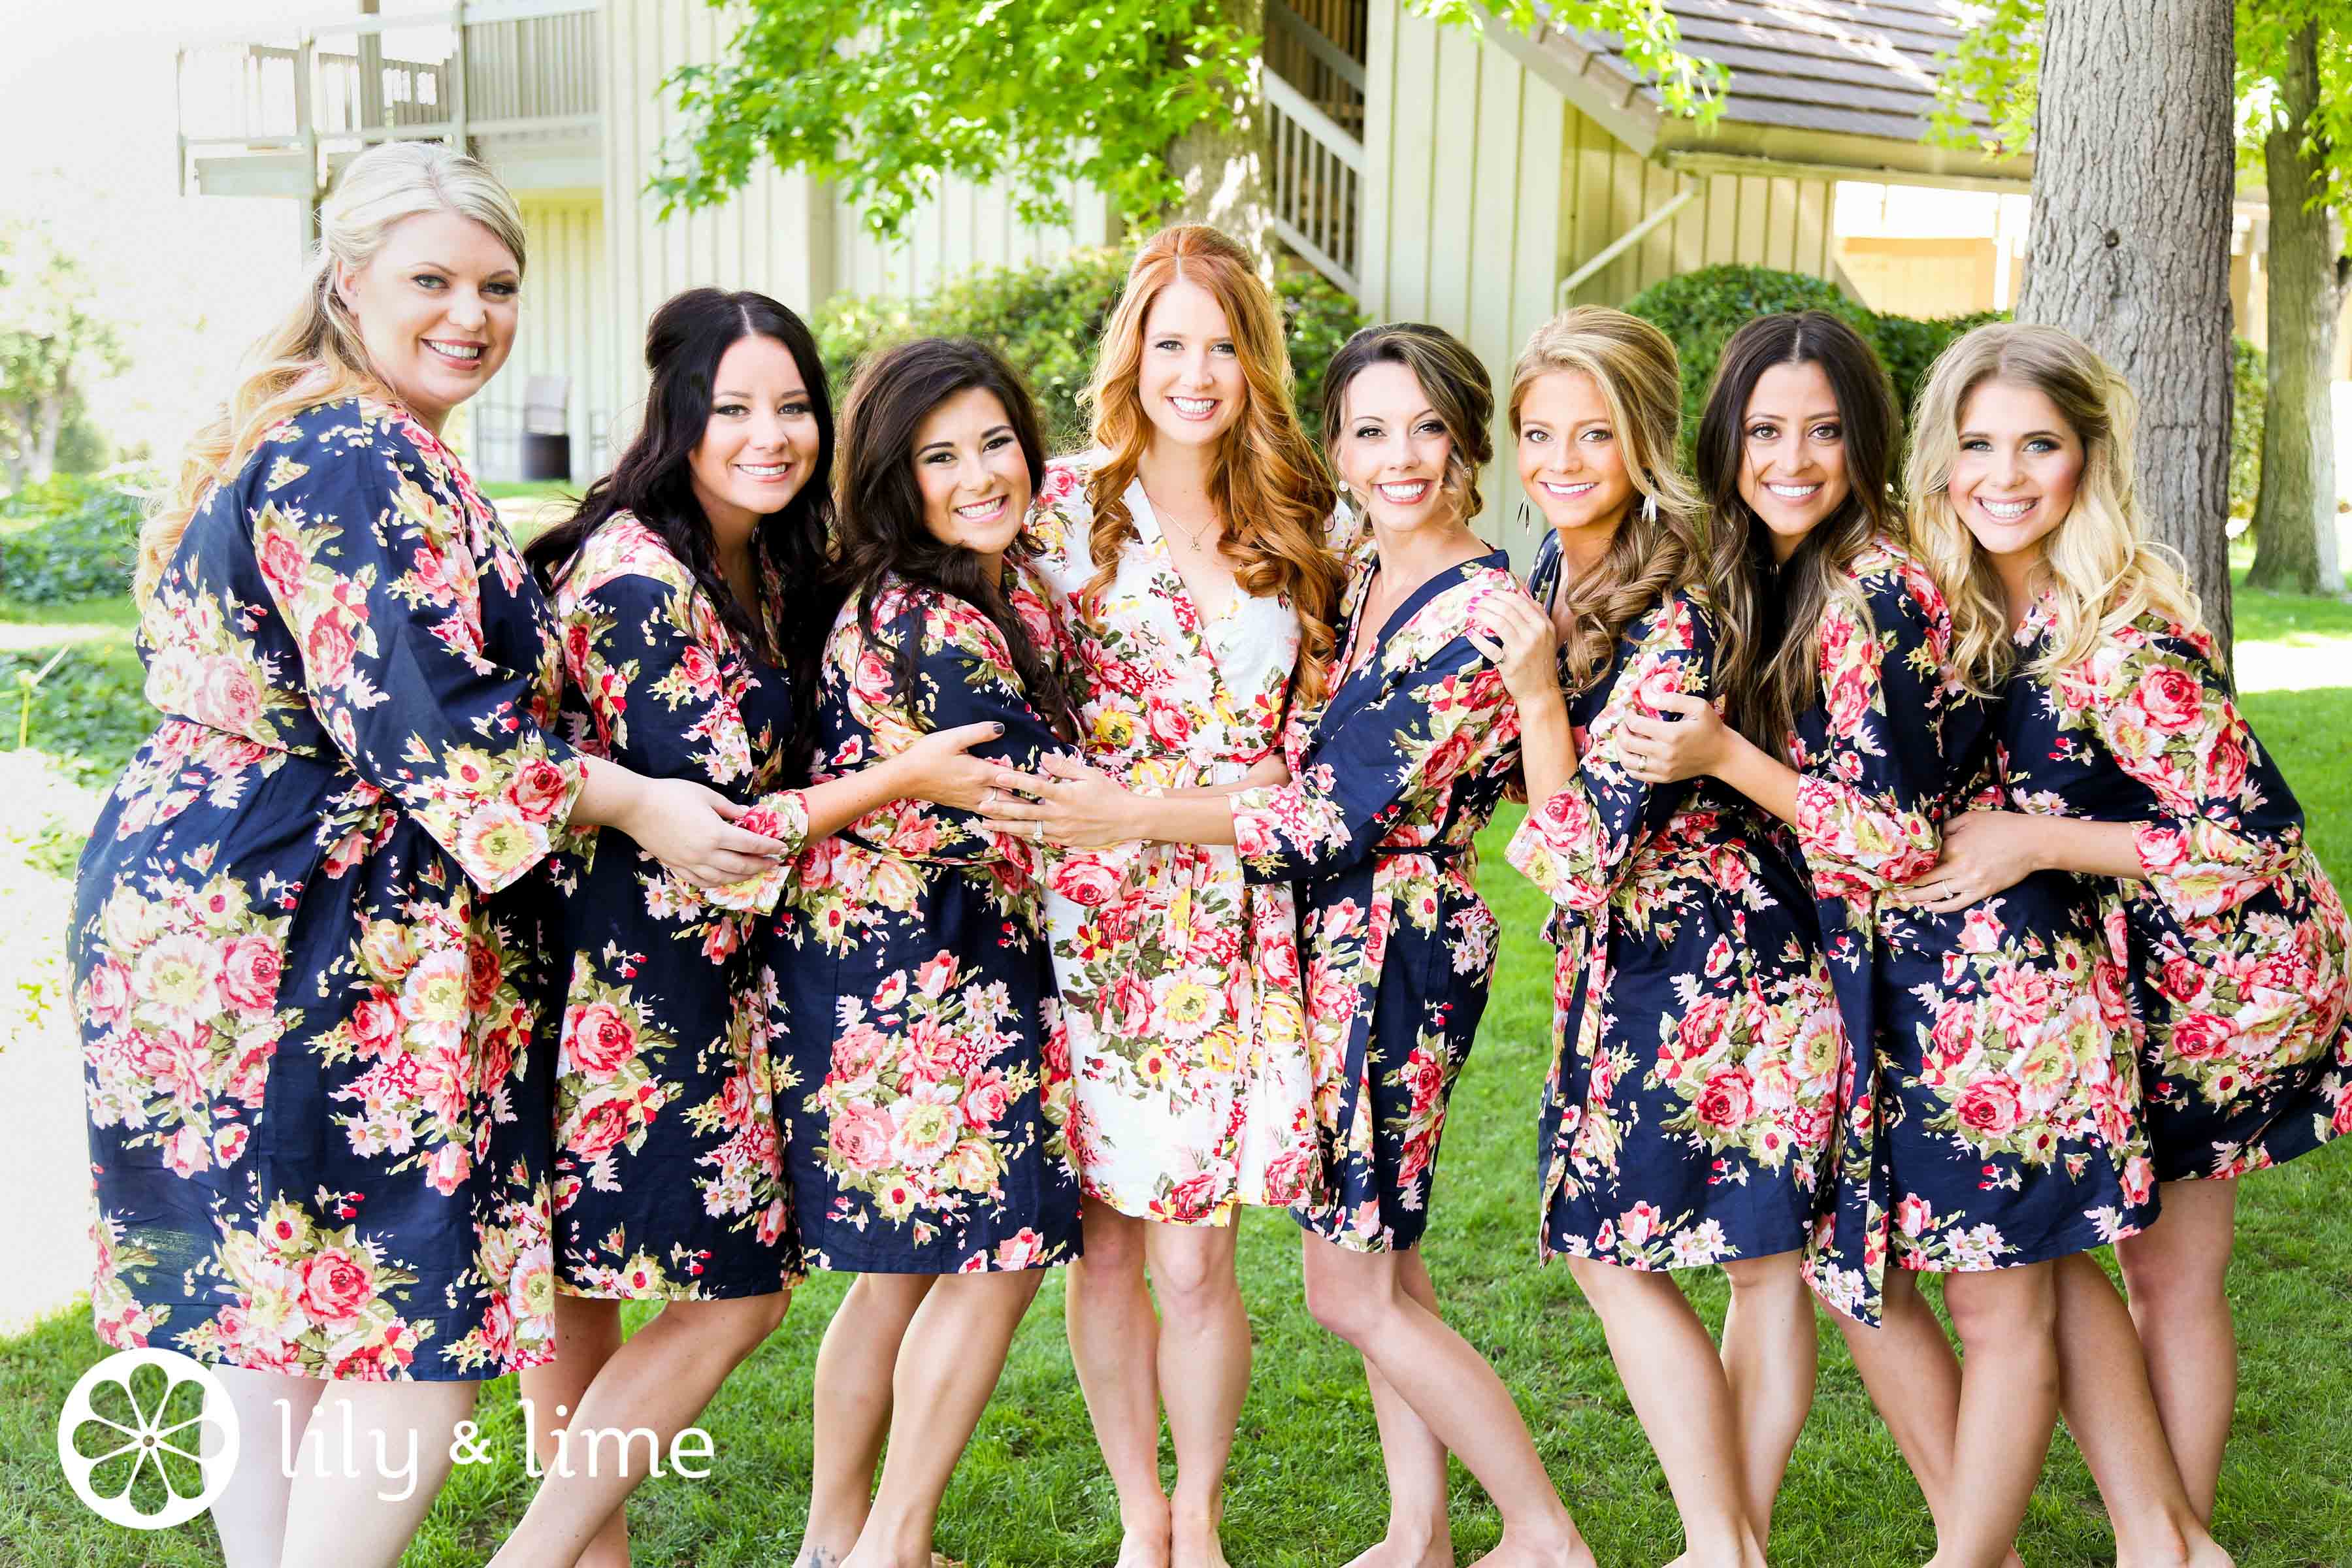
[1320, 322, 1495, 519]
[1695, 310, 1903, 749]
[833, 336, 1079, 740]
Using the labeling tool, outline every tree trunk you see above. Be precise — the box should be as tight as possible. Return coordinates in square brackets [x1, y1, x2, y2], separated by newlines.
[2017, 0, 2238, 668]
[1164, 0, 1273, 272]
[2246, 19, 2350, 597]
[31, 380, 65, 485]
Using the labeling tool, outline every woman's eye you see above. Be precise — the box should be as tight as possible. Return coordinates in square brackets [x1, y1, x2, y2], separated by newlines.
[486, 281, 518, 298]
[1152, 338, 1181, 353]
[781, 401, 810, 417]
[1748, 424, 1778, 442]
[413, 274, 445, 290]
[1582, 428, 1612, 443]
[1524, 429, 1548, 444]
[1959, 436, 1989, 451]
[713, 403, 745, 417]
[1354, 425, 1381, 440]
[986, 434, 1015, 451]
[1810, 424, 1841, 442]
[1416, 422, 1445, 437]
[2026, 437, 2057, 453]
[1212, 342, 1237, 357]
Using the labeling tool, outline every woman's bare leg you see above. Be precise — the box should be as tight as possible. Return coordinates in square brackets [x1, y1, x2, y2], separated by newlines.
[1716, 1250, 1815, 1545]
[491, 1290, 789, 1567]
[1833, 1270, 2023, 1568]
[2052, 1253, 2232, 1568]
[1305, 1237, 1594, 1568]
[802, 1274, 937, 1567]
[1562, 1257, 1761, 1568]
[1145, 1220, 1250, 1568]
[513, 1294, 630, 1568]
[1314, 1238, 1454, 1568]
[204, 1367, 324, 1568]
[2116, 1180, 2239, 1522]
[841, 1269, 1046, 1568]
[276, 1379, 480, 1568]
[1931, 1265, 2061, 1568]
[1066, 1200, 1168, 1568]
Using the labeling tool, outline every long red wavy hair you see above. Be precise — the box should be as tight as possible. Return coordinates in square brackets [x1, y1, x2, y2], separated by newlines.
[1079, 225, 1345, 702]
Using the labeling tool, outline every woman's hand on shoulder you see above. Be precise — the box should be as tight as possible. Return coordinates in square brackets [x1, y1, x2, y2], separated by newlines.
[1465, 587, 1563, 710]
[975, 752, 1141, 849]
[1618, 692, 1731, 785]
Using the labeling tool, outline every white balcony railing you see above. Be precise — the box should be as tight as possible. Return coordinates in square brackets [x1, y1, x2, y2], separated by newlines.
[176, 0, 599, 199]
[1263, 0, 1365, 296]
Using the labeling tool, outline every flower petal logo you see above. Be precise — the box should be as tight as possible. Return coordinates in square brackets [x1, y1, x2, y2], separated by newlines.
[56, 1348, 238, 1529]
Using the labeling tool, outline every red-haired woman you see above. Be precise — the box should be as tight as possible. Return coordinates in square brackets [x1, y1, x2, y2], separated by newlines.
[1015, 223, 1347, 1568]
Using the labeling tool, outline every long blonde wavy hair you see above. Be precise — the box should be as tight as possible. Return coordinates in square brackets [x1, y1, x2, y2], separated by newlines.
[137, 140, 529, 604]
[1509, 306, 1707, 693]
[1078, 223, 1345, 702]
[1905, 321, 2200, 690]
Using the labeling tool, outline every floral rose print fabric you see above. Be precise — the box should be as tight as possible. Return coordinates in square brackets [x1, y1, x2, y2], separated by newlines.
[769, 572, 1081, 1273]
[540, 517, 808, 1299]
[1792, 540, 2154, 1326]
[2001, 599, 2351, 1179]
[74, 397, 583, 1378]
[1507, 533, 1843, 1276]
[1022, 455, 1318, 1225]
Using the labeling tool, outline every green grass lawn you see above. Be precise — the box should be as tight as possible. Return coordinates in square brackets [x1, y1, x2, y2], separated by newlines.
[3, 585, 2349, 1565]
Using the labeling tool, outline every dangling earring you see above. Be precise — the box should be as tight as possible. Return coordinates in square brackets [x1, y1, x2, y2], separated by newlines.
[1641, 491, 1659, 525]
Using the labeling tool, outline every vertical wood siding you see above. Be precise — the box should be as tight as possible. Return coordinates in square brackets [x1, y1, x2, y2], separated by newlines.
[515, 193, 612, 481]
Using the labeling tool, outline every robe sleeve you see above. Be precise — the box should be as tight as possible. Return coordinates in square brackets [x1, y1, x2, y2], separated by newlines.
[557, 564, 809, 915]
[1788, 573, 1948, 904]
[250, 421, 584, 894]
[1506, 592, 1710, 912]
[2091, 618, 2306, 922]
[1230, 632, 1507, 882]
[834, 590, 1075, 869]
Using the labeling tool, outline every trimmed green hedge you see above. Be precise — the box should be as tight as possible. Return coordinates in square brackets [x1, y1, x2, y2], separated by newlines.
[811, 247, 1366, 453]
[0, 473, 147, 604]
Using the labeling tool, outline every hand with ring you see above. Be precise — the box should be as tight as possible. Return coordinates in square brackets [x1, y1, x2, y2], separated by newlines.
[975, 752, 1144, 850]
[1617, 691, 1731, 785]
[1890, 808, 2049, 913]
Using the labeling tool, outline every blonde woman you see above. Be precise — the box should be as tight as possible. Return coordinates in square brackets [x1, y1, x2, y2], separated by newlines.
[1486, 308, 1841, 1567]
[69, 142, 781, 1568]
[1004, 223, 1345, 1568]
[1901, 320, 2328, 1560]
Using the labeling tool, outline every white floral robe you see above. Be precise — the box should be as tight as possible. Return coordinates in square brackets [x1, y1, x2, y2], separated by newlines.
[1022, 454, 1319, 1224]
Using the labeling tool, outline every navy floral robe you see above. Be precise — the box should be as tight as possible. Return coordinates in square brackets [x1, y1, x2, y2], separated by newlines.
[73, 398, 585, 1379]
[2000, 598, 2352, 1179]
[1793, 540, 2154, 1324]
[1229, 549, 1520, 1252]
[769, 572, 1082, 1273]
[542, 516, 809, 1299]
[1507, 533, 1843, 1272]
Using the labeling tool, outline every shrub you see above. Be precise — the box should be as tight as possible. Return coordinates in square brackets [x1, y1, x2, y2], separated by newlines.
[0, 639, 151, 783]
[812, 247, 1367, 453]
[0, 472, 148, 604]
[1624, 263, 2006, 443]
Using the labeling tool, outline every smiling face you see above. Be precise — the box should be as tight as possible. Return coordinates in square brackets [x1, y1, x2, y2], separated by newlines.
[1737, 359, 1852, 562]
[1331, 359, 1460, 534]
[1516, 368, 1635, 542]
[913, 385, 1032, 561]
[688, 333, 821, 549]
[336, 208, 519, 433]
[1136, 276, 1247, 451]
[1949, 378, 2083, 567]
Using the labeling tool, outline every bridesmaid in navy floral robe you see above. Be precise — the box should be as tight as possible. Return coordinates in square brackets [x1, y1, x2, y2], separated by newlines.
[76, 398, 590, 1383]
[782, 338, 1088, 1568]
[1888, 319, 2341, 1538]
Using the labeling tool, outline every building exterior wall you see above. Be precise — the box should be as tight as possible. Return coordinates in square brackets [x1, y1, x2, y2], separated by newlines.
[514, 191, 611, 481]
[833, 177, 1115, 300]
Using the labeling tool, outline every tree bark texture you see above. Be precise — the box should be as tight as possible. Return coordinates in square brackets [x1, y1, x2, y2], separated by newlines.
[2017, 0, 2238, 666]
[2247, 19, 2350, 596]
[1164, 0, 1273, 272]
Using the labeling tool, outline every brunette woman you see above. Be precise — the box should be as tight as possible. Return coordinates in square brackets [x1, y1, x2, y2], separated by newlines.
[1015, 223, 1346, 1568]
[490, 291, 999, 1568]
[780, 337, 1085, 1568]
[1623, 311, 2160, 1568]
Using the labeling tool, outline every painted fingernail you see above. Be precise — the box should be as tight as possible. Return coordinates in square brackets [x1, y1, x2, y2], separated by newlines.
[992, 723, 1006, 736]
